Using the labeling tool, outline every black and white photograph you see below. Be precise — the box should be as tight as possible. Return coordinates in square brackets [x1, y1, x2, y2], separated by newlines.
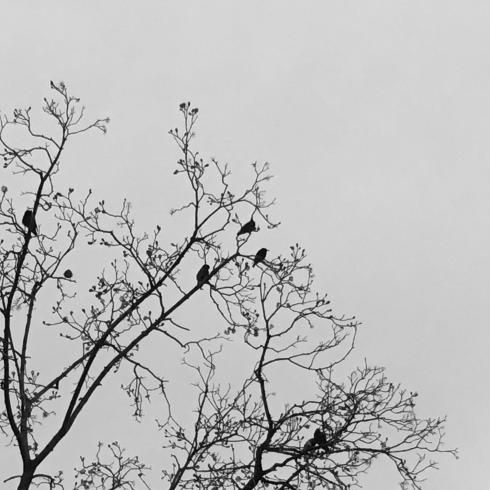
[0, 2, 487, 489]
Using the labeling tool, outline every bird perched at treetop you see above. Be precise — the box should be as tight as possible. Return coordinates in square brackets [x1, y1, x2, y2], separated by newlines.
[253, 248, 268, 267]
[196, 264, 210, 287]
[22, 209, 38, 236]
[237, 218, 256, 236]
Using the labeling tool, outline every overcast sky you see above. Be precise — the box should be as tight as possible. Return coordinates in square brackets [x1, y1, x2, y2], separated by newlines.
[1, 1, 489, 489]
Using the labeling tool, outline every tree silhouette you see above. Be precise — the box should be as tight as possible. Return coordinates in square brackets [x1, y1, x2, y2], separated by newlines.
[0, 83, 456, 489]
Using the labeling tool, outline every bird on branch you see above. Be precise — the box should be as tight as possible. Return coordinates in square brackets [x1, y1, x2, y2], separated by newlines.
[303, 427, 329, 456]
[196, 264, 210, 288]
[303, 438, 316, 452]
[253, 248, 268, 267]
[313, 428, 327, 447]
[237, 218, 256, 236]
[22, 209, 38, 236]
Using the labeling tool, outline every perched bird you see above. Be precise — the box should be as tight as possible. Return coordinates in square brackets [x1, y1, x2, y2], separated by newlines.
[22, 209, 38, 236]
[63, 269, 73, 279]
[237, 218, 256, 236]
[253, 248, 268, 267]
[196, 264, 210, 287]
[313, 428, 327, 446]
[302, 427, 328, 456]
[303, 438, 316, 452]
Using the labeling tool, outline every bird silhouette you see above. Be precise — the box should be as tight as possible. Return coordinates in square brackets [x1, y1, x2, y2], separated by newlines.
[63, 269, 73, 279]
[303, 438, 316, 452]
[22, 209, 38, 236]
[196, 264, 210, 287]
[313, 428, 327, 446]
[302, 427, 328, 456]
[253, 248, 268, 267]
[237, 218, 256, 236]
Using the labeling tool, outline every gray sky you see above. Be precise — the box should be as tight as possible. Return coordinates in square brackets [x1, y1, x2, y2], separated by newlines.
[1, 1, 489, 488]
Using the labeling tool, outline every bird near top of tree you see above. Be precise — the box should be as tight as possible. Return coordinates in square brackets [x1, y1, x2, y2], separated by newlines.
[21, 209, 37, 236]
[237, 218, 256, 236]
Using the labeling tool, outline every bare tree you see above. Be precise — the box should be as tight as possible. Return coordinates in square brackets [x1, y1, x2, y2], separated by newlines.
[0, 83, 455, 489]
